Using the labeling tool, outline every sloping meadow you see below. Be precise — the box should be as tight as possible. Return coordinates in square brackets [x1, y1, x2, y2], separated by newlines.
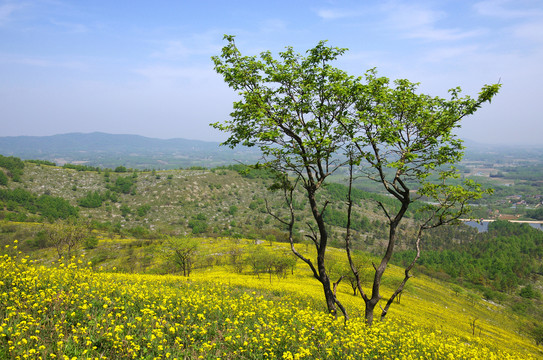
[1, 244, 539, 359]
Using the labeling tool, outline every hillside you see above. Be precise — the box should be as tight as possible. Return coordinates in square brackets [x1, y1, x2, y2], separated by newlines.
[2, 132, 543, 221]
[2, 161, 395, 246]
[1, 157, 543, 357]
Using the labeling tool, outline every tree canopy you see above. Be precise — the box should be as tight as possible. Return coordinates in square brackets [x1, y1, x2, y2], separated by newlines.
[212, 35, 500, 322]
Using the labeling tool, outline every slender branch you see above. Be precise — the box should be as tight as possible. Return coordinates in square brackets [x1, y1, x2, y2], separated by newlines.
[380, 225, 423, 321]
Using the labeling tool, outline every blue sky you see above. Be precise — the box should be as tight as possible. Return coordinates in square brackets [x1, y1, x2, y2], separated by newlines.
[1, 0, 542, 145]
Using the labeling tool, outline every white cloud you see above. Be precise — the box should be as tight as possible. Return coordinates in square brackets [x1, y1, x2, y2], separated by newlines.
[151, 41, 193, 60]
[423, 45, 480, 63]
[474, 0, 542, 19]
[316, 8, 359, 20]
[0, 2, 26, 26]
[382, 2, 483, 42]
[406, 28, 484, 41]
[511, 21, 543, 43]
[0, 53, 88, 70]
[259, 18, 287, 33]
[150, 31, 223, 61]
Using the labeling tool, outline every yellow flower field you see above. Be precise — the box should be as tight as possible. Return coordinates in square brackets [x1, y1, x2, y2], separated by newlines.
[1, 242, 540, 360]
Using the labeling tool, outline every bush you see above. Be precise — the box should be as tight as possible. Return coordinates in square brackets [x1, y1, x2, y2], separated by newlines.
[520, 284, 540, 299]
[188, 219, 207, 234]
[78, 191, 105, 208]
[0, 155, 24, 182]
[37, 194, 79, 221]
[120, 204, 131, 217]
[529, 323, 543, 346]
[128, 225, 150, 238]
[84, 236, 99, 249]
[108, 176, 136, 194]
[136, 204, 151, 217]
[24, 230, 49, 249]
[0, 171, 8, 186]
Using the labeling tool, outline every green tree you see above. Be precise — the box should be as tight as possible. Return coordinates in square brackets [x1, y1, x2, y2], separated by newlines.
[339, 70, 500, 324]
[212, 36, 499, 323]
[212, 35, 359, 317]
[110, 176, 136, 194]
[529, 322, 543, 346]
[0, 155, 24, 182]
[136, 204, 151, 217]
[188, 213, 208, 235]
[37, 194, 79, 221]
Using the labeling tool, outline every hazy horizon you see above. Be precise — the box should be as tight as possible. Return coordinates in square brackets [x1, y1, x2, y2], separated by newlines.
[2, 130, 542, 149]
[1, 1, 542, 146]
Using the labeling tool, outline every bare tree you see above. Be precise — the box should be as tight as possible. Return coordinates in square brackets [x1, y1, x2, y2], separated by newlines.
[48, 220, 89, 260]
[164, 236, 200, 277]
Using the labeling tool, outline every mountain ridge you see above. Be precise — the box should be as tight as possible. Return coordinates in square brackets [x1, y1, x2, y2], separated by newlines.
[0, 132, 260, 169]
[1, 132, 542, 169]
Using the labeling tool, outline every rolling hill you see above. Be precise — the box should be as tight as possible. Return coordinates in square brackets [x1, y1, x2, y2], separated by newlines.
[0, 132, 261, 169]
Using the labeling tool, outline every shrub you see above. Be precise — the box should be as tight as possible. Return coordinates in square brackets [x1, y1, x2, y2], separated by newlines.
[84, 236, 99, 249]
[78, 191, 105, 208]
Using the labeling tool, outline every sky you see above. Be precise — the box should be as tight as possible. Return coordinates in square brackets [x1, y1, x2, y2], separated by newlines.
[1, 0, 542, 145]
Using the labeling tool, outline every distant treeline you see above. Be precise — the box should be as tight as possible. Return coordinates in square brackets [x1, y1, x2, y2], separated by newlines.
[394, 221, 543, 297]
[26, 159, 56, 166]
[499, 164, 543, 181]
[216, 164, 277, 180]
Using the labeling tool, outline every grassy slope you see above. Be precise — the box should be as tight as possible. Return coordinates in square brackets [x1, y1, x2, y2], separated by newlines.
[18, 163, 289, 235]
[13, 163, 388, 244]
[7, 234, 541, 358]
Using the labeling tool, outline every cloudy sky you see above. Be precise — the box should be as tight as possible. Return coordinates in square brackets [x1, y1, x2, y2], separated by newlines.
[1, 0, 542, 145]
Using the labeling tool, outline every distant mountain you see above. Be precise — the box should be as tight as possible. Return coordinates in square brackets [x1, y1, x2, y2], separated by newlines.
[0, 132, 261, 169]
[1, 133, 540, 170]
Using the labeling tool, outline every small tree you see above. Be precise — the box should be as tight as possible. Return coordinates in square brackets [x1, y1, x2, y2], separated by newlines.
[164, 236, 200, 277]
[228, 243, 245, 273]
[247, 245, 269, 278]
[48, 220, 90, 260]
[265, 234, 276, 246]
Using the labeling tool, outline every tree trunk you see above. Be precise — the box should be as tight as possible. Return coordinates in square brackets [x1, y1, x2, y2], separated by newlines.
[365, 300, 376, 326]
[307, 184, 339, 316]
[322, 277, 337, 315]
